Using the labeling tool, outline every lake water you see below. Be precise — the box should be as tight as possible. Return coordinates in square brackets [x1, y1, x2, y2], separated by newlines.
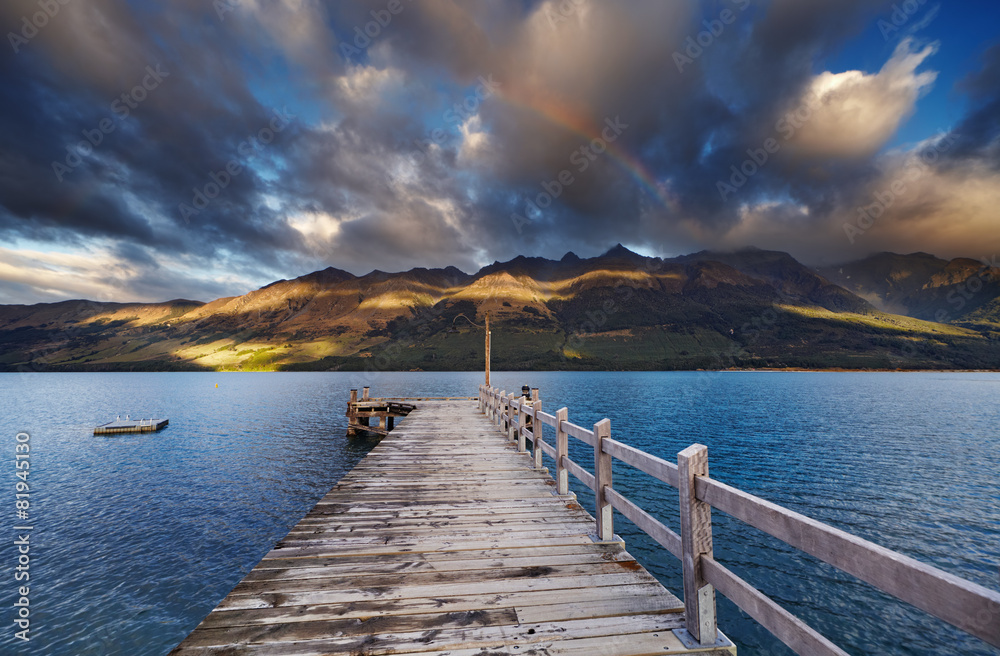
[1, 371, 998, 656]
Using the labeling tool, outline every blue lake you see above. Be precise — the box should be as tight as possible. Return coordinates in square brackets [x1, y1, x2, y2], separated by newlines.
[1, 371, 999, 655]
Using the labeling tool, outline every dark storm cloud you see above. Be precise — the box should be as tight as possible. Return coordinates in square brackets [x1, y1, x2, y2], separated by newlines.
[0, 0, 998, 303]
[0, 1, 318, 281]
[945, 43, 1000, 164]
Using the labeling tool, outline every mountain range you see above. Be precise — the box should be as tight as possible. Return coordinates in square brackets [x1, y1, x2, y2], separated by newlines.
[2, 246, 999, 372]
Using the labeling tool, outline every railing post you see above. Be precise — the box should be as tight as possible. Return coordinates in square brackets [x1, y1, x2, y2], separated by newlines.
[498, 390, 506, 430]
[507, 393, 516, 441]
[678, 444, 717, 646]
[593, 419, 613, 541]
[555, 408, 569, 495]
[532, 400, 543, 469]
[517, 397, 527, 452]
[362, 386, 369, 401]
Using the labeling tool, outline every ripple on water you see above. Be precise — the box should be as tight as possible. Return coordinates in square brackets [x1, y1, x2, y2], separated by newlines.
[1, 371, 998, 656]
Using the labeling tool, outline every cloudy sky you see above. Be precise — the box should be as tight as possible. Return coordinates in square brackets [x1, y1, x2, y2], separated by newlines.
[1, 0, 998, 304]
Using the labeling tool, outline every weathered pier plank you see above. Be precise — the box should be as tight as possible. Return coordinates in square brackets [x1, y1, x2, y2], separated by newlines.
[172, 399, 735, 656]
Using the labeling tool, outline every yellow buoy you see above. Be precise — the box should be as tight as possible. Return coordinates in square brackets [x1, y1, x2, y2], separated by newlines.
[215, 383, 219, 388]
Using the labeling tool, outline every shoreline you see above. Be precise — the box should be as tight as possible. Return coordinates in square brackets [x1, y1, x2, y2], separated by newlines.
[4, 367, 1000, 374]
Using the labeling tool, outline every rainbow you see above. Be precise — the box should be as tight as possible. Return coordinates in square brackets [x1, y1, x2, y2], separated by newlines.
[496, 86, 675, 211]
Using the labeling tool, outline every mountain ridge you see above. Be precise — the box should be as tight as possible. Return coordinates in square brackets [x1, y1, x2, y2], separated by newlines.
[1, 246, 998, 372]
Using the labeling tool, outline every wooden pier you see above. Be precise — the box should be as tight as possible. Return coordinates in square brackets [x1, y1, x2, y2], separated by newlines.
[93, 416, 168, 435]
[345, 386, 418, 436]
[171, 397, 735, 655]
[172, 385, 1000, 656]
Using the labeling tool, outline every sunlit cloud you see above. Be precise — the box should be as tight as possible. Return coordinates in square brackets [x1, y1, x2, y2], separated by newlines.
[787, 39, 938, 159]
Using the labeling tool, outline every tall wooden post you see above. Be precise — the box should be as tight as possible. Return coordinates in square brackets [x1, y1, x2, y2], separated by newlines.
[555, 408, 569, 495]
[678, 444, 717, 646]
[516, 397, 527, 452]
[593, 419, 613, 541]
[362, 386, 370, 401]
[347, 389, 359, 436]
[485, 311, 491, 387]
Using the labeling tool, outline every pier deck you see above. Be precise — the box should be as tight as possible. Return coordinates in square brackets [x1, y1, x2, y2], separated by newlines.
[171, 398, 734, 655]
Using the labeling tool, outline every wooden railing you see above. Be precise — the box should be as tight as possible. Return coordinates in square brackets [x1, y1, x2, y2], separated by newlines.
[478, 385, 1000, 654]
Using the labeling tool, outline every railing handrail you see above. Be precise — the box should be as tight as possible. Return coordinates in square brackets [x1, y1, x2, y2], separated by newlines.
[477, 384, 1000, 652]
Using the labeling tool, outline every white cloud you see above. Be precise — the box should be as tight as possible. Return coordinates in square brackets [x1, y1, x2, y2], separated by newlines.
[0, 244, 138, 304]
[0, 242, 258, 305]
[287, 210, 344, 251]
[334, 65, 404, 105]
[457, 114, 492, 164]
[786, 39, 938, 159]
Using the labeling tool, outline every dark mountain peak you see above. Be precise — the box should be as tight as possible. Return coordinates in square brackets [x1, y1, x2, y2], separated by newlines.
[593, 244, 660, 269]
[600, 243, 638, 258]
[281, 266, 356, 288]
[474, 253, 566, 281]
[675, 248, 871, 313]
[357, 269, 390, 283]
[942, 257, 981, 267]
[389, 265, 472, 287]
[673, 248, 802, 273]
[560, 251, 581, 263]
